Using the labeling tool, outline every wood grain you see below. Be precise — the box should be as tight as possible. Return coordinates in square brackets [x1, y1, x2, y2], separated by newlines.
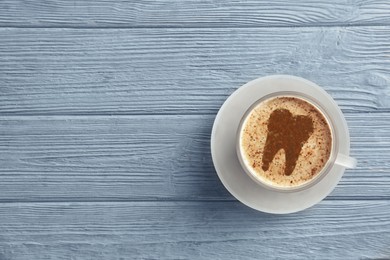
[0, 0, 389, 259]
[0, 113, 388, 202]
[1, 0, 390, 28]
[1, 27, 390, 115]
[0, 201, 389, 259]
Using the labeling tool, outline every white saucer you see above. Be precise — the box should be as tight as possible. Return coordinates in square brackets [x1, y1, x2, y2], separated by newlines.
[211, 75, 351, 214]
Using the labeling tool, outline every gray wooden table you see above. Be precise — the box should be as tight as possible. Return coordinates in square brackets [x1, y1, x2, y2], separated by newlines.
[1, 1, 390, 259]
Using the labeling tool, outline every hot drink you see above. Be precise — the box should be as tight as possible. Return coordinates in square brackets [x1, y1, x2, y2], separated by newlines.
[239, 96, 332, 188]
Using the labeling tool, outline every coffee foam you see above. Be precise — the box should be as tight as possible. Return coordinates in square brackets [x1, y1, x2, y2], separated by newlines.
[240, 96, 332, 188]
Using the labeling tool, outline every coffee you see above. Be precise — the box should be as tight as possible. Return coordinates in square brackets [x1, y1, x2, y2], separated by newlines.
[239, 96, 332, 188]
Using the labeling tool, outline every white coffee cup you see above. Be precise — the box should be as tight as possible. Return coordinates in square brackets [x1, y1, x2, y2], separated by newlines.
[236, 76, 357, 192]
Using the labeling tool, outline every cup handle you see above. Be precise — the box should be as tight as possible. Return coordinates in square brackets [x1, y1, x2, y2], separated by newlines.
[334, 153, 357, 168]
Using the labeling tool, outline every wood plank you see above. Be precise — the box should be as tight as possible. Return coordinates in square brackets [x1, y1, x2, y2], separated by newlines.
[1, 27, 390, 115]
[0, 113, 389, 202]
[0, 201, 389, 259]
[1, 0, 390, 28]
[0, 27, 390, 115]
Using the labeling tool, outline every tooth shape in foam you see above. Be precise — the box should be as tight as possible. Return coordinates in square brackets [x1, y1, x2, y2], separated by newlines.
[261, 109, 314, 176]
